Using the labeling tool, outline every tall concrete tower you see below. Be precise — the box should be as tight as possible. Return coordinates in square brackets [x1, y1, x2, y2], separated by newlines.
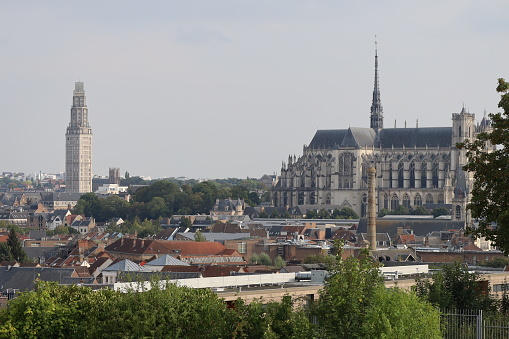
[65, 82, 93, 193]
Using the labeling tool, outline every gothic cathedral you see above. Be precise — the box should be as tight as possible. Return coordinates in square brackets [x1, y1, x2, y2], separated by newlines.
[272, 50, 493, 225]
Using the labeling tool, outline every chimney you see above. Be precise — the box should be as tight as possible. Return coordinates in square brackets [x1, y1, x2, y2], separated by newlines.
[367, 166, 377, 251]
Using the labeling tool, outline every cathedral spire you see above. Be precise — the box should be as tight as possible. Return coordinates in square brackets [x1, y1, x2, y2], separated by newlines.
[370, 38, 383, 130]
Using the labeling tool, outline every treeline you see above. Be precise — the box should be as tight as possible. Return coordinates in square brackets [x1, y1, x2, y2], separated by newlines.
[378, 205, 450, 218]
[0, 249, 442, 338]
[74, 180, 270, 223]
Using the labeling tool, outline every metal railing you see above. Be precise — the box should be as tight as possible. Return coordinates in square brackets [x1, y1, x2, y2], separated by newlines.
[441, 309, 509, 339]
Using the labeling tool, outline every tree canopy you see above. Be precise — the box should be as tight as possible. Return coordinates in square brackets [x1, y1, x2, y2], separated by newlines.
[458, 78, 509, 254]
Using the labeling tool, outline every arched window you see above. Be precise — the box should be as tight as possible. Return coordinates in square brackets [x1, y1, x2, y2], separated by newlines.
[283, 193, 288, 207]
[361, 194, 368, 217]
[409, 161, 415, 188]
[398, 161, 404, 188]
[455, 205, 461, 220]
[425, 193, 434, 205]
[432, 162, 439, 188]
[384, 193, 389, 210]
[421, 162, 427, 188]
[326, 194, 331, 205]
[414, 193, 422, 206]
[437, 193, 445, 204]
[310, 192, 316, 204]
[391, 194, 399, 210]
[402, 194, 411, 209]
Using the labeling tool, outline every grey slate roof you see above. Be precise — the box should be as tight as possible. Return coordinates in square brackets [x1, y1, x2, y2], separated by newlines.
[145, 255, 189, 266]
[103, 259, 149, 272]
[308, 126, 453, 150]
[0, 267, 76, 292]
[378, 127, 452, 148]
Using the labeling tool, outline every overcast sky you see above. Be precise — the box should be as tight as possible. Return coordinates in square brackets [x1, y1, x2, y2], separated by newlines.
[1, 1, 508, 179]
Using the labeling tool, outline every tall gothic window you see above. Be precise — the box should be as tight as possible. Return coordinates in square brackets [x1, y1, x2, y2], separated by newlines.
[310, 192, 316, 204]
[425, 193, 434, 205]
[402, 194, 411, 209]
[283, 193, 288, 207]
[437, 193, 445, 204]
[398, 161, 404, 188]
[432, 162, 439, 188]
[389, 163, 393, 188]
[391, 194, 399, 210]
[326, 194, 331, 205]
[298, 192, 304, 205]
[455, 205, 461, 220]
[421, 162, 427, 188]
[361, 163, 367, 188]
[338, 152, 354, 189]
[409, 161, 415, 188]
[414, 193, 422, 206]
[384, 193, 389, 210]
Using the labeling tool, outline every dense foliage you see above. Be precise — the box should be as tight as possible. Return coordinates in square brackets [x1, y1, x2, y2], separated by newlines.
[305, 207, 359, 219]
[313, 245, 441, 338]
[458, 78, 509, 254]
[414, 262, 496, 311]
[378, 205, 449, 218]
[73, 179, 270, 223]
[0, 249, 442, 338]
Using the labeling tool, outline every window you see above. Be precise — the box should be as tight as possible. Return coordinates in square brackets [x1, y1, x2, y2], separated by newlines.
[402, 194, 410, 209]
[414, 193, 422, 206]
[237, 242, 247, 254]
[426, 194, 434, 205]
[398, 161, 404, 188]
[455, 205, 461, 220]
[421, 162, 427, 188]
[391, 194, 399, 210]
[432, 162, 439, 188]
[437, 193, 445, 204]
[407, 161, 415, 188]
[384, 193, 389, 210]
[338, 152, 354, 189]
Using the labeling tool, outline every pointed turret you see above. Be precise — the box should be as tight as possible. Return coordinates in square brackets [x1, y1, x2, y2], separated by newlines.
[370, 42, 383, 130]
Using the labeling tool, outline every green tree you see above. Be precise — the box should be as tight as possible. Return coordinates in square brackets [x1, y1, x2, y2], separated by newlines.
[179, 216, 192, 228]
[317, 208, 331, 219]
[314, 245, 383, 338]
[431, 206, 450, 218]
[258, 210, 269, 218]
[5, 228, 28, 263]
[194, 230, 206, 242]
[0, 242, 12, 262]
[363, 287, 442, 339]
[270, 209, 280, 218]
[411, 206, 429, 215]
[458, 78, 509, 254]
[414, 262, 496, 311]
[305, 210, 318, 219]
[251, 252, 272, 266]
[314, 243, 441, 338]
[273, 256, 286, 269]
